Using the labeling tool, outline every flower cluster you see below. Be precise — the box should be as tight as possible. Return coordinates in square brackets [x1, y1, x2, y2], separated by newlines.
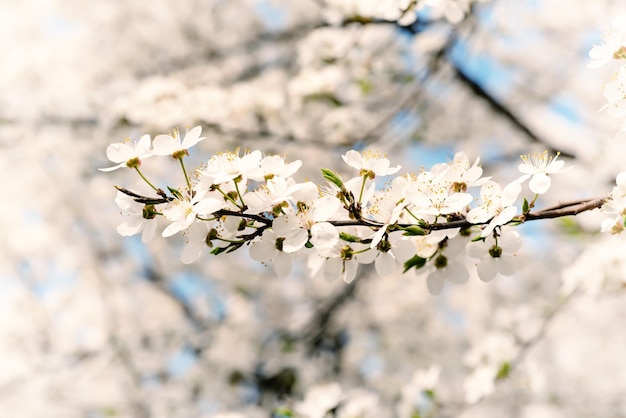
[589, 14, 626, 233]
[100, 127, 585, 293]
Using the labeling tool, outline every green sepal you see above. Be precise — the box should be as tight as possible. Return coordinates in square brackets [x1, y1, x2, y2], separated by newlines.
[167, 187, 183, 200]
[339, 232, 361, 242]
[321, 168, 345, 190]
[273, 407, 294, 417]
[496, 362, 510, 380]
[403, 254, 427, 273]
[226, 242, 244, 253]
[305, 241, 314, 249]
[210, 246, 229, 256]
[402, 225, 427, 236]
[471, 235, 485, 242]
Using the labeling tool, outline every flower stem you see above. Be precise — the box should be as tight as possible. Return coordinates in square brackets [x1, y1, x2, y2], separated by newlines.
[178, 157, 193, 192]
[358, 174, 368, 203]
[134, 167, 159, 192]
[234, 180, 246, 207]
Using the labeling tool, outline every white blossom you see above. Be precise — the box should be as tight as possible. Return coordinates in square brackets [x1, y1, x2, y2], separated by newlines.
[342, 149, 401, 177]
[114, 191, 157, 243]
[466, 229, 522, 282]
[466, 180, 521, 237]
[152, 126, 205, 156]
[100, 135, 152, 171]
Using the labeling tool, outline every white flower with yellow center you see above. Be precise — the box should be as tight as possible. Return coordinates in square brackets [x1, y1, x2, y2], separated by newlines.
[199, 148, 262, 185]
[588, 13, 626, 69]
[467, 180, 521, 238]
[342, 149, 401, 178]
[152, 126, 205, 157]
[517, 151, 569, 195]
[100, 135, 152, 171]
[161, 192, 223, 237]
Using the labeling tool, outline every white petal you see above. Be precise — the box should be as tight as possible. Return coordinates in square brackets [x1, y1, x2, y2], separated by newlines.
[141, 219, 157, 243]
[467, 206, 492, 224]
[492, 205, 517, 228]
[356, 247, 377, 264]
[476, 258, 498, 282]
[369, 226, 387, 249]
[324, 258, 343, 282]
[181, 126, 204, 149]
[117, 217, 143, 236]
[283, 228, 308, 253]
[497, 255, 516, 276]
[152, 135, 179, 156]
[249, 238, 275, 262]
[466, 240, 488, 259]
[343, 260, 358, 283]
[98, 163, 126, 172]
[502, 181, 521, 205]
[194, 198, 223, 215]
[391, 238, 416, 262]
[106, 143, 132, 163]
[342, 150, 364, 170]
[499, 230, 522, 252]
[375, 252, 396, 276]
[273, 251, 292, 277]
[446, 262, 469, 284]
[427, 270, 445, 295]
[162, 221, 184, 237]
[310, 222, 338, 251]
[528, 173, 551, 194]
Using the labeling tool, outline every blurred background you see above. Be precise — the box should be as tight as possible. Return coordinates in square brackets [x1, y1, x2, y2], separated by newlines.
[2, 0, 626, 417]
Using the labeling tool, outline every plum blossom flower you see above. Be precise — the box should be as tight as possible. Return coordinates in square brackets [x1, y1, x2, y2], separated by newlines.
[249, 229, 294, 277]
[407, 170, 473, 217]
[294, 382, 343, 418]
[601, 66, 626, 118]
[161, 192, 224, 237]
[466, 229, 522, 282]
[342, 149, 401, 178]
[358, 232, 415, 277]
[152, 126, 205, 156]
[517, 151, 569, 194]
[466, 180, 521, 237]
[100, 135, 152, 171]
[600, 171, 626, 234]
[247, 155, 302, 181]
[588, 13, 626, 68]
[244, 177, 302, 214]
[114, 191, 157, 243]
[424, 237, 469, 295]
[272, 194, 341, 253]
[199, 148, 262, 185]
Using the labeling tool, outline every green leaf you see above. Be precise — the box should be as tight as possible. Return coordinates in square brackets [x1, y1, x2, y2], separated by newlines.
[403, 254, 427, 273]
[402, 225, 427, 236]
[167, 186, 183, 199]
[210, 246, 229, 256]
[339, 231, 361, 242]
[522, 197, 529, 214]
[496, 362, 510, 380]
[321, 168, 345, 190]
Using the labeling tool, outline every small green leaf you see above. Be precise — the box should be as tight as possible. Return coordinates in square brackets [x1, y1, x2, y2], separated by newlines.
[167, 187, 183, 199]
[496, 362, 510, 380]
[321, 168, 345, 190]
[210, 246, 229, 256]
[522, 198, 529, 214]
[471, 235, 485, 242]
[402, 225, 427, 236]
[339, 232, 361, 242]
[403, 254, 427, 273]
